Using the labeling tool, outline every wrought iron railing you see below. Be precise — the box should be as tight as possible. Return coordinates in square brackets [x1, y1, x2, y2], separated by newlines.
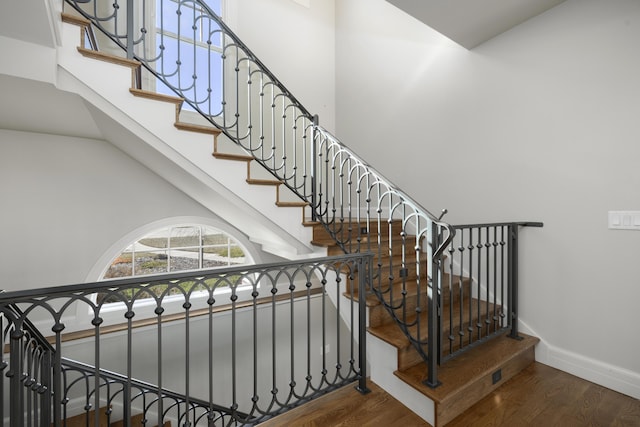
[438, 222, 543, 363]
[61, 0, 543, 389]
[1, 253, 371, 426]
[59, 358, 239, 426]
[1, 306, 53, 427]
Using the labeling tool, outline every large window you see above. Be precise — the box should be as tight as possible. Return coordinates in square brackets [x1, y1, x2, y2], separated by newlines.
[103, 224, 247, 279]
[155, 0, 224, 115]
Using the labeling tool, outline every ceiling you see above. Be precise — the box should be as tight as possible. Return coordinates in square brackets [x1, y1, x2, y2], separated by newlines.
[0, 74, 103, 140]
[385, 0, 567, 49]
[0, 0, 57, 48]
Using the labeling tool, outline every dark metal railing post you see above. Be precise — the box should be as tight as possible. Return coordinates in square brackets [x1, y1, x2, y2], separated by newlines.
[508, 224, 522, 340]
[40, 350, 52, 427]
[126, 0, 134, 60]
[9, 327, 24, 427]
[425, 221, 441, 388]
[311, 114, 319, 221]
[355, 255, 371, 394]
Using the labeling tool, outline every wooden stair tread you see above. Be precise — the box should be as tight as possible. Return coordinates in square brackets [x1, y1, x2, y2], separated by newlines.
[311, 234, 422, 251]
[311, 221, 406, 243]
[247, 178, 282, 186]
[130, 88, 184, 105]
[338, 290, 380, 307]
[348, 273, 464, 305]
[213, 152, 253, 162]
[397, 333, 539, 400]
[175, 121, 221, 135]
[61, 12, 91, 27]
[276, 201, 309, 208]
[76, 46, 140, 68]
[395, 333, 539, 426]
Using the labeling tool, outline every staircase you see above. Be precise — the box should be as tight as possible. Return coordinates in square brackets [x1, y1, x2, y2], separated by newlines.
[309, 221, 539, 426]
[0, 3, 541, 426]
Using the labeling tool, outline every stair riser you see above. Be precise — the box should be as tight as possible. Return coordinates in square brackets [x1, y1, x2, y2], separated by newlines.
[435, 346, 535, 426]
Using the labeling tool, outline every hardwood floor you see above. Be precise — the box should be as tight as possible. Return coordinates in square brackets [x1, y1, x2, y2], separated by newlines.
[260, 363, 640, 426]
[448, 363, 640, 427]
[258, 381, 429, 427]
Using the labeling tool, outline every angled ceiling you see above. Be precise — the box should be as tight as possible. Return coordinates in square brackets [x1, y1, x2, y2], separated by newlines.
[386, 0, 567, 49]
[0, 0, 57, 48]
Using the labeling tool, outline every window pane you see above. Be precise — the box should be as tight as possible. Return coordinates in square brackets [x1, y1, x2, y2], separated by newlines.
[228, 244, 245, 263]
[202, 228, 226, 245]
[157, 0, 178, 34]
[134, 251, 169, 276]
[156, 33, 180, 78]
[139, 228, 169, 249]
[193, 45, 223, 114]
[202, 246, 229, 268]
[204, 0, 221, 15]
[170, 226, 200, 248]
[170, 251, 199, 272]
[104, 253, 133, 279]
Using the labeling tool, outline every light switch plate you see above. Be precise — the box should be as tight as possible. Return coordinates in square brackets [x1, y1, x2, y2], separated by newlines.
[608, 211, 640, 230]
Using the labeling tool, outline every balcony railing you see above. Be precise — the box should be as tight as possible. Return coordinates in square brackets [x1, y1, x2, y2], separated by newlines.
[0, 253, 372, 426]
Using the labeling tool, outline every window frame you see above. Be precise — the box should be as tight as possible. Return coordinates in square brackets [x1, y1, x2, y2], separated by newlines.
[65, 217, 260, 330]
[102, 224, 247, 279]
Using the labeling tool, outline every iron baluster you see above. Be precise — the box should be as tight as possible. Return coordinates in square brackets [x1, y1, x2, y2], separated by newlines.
[485, 226, 491, 336]
[356, 256, 371, 394]
[492, 226, 498, 333]
[467, 229, 474, 346]
[9, 325, 24, 427]
[457, 230, 465, 349]
[509, 224, 523, 340]
[425, 220, 441, 388]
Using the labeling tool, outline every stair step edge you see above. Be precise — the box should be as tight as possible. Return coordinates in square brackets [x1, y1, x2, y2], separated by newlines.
[246, 178, 282, 186]
[394, 333, 539, 403]
[276, 201, 309, 208]
[130, 88, 184, 105]
[212, 152, 253, 162]
[76, 46, 140, 68]
[175, 121, 221, 135]
[61, 12, 91, 27]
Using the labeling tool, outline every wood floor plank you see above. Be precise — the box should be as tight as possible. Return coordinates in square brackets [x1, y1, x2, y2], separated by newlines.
[258, 381, 428, 427]
[447, 363, 640, 427]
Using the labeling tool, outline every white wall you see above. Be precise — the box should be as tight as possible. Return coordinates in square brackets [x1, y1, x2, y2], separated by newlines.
[227, 0, 336, 133]
[0, 129, 264, 290]
[335, 0, 640, 396]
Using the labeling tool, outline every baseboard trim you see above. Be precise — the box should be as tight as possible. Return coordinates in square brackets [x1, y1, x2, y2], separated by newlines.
[519, 320, 640, 399]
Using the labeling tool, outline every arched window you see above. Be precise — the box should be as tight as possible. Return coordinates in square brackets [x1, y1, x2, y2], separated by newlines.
[102, 224, 249, 279]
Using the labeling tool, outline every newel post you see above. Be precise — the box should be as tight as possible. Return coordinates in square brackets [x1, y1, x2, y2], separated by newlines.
[425, 221, 441, 388]
[508, 224, 523, 340]
[355, 255, 371, 394]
